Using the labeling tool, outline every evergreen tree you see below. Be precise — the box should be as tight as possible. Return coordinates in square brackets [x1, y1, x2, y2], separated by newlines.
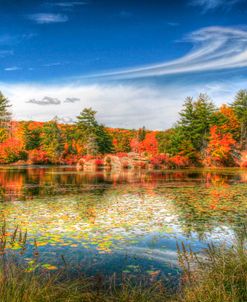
[178, 94, 216, 152]
[231, 90, 247, 149]
[95, 125, 114, 154]
[76, 108, 113, 155]
[76, 108, 98, 138]
[0, 92, 12, 142]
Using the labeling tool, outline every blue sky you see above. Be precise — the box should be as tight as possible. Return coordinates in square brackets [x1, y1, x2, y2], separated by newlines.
[1, 0, 247, 129]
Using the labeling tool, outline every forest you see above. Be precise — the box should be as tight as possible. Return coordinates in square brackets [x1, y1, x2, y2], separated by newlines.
[0, 90, 247, 168]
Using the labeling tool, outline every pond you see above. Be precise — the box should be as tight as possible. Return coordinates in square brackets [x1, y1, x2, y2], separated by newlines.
[0, 166, 246, 285]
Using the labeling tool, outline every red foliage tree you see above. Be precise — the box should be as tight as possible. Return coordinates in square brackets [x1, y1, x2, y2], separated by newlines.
[142, 132, 158, 156]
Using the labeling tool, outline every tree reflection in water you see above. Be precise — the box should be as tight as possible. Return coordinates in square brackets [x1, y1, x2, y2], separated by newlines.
[0, 166, 246, 278]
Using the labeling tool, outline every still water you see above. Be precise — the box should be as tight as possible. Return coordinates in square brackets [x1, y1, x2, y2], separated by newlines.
[0, 166, 246, 282]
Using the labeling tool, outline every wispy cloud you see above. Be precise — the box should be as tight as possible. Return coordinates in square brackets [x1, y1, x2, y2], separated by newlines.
[0, 33, 35, 46]
[0, 50, 14, 57]
[0, 33, 34, 59]
[28, 13, 68, 24]
[0, 35, 18, 45]
[4, 67, 21, 71]
[50, 1, 87, 8]
[189, 0, 242, 11]
[43, 62, 62, 67]
[27, 96, 61, 105]
[167, 22, 180, 27]
[88, 26, 247, 80]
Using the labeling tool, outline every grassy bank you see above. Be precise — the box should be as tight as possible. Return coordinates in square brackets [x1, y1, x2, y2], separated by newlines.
[175, 236, 247, 302]
[0, 225, 246, 302]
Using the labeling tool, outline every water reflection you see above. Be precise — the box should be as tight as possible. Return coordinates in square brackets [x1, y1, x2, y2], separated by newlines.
[0, 166, 246, 278]
[0, 166, 246, 201]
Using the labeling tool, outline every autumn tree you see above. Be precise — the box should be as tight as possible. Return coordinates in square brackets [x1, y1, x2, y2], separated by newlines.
[22, 122, 42, 150]
[0, 92, 12, 142]
[60, 124, 77, 155]
[203, 125, 236, 167]
[41, 119, 64, 163]
[138, 126, 146, 141]
[142, 132, 158, 156]
[213, 105, 240, 140]
[109, 128, 134, 153]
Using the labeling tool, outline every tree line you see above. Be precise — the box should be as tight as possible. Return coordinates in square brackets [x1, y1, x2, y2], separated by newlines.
[0, 90, 247, 167]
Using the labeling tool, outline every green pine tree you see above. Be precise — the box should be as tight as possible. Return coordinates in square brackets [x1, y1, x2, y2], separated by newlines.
[178, 94, 216, 152]
[0, 92, 12, 142]
[76, 108, 113, 155]
[231, 90, 247, 149]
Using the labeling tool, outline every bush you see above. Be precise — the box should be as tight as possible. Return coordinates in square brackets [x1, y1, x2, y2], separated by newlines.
[169, 155, 189, 168]
[28, 149, 50, 164]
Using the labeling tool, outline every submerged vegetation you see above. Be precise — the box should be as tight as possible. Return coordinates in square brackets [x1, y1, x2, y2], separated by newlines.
[1, 90, 247, 167]
[0, 223, 246, 302]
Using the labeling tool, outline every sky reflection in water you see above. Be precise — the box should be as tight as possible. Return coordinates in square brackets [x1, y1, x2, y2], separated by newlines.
[0, 166, 246, 280]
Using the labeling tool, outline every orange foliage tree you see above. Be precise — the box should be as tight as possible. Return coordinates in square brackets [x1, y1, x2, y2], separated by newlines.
[216, 105, 240, 140]
[203, 125, 236, 167]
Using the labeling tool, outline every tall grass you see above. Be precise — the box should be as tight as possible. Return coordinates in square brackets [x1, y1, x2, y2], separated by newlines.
[0, 263, 169, 302]
[0, 221, 246, 302]
[0, 222, 169, 302]
[176, 228, 247, 302]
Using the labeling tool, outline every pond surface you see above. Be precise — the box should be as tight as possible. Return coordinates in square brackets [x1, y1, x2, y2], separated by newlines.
[0, 166, 246, 283]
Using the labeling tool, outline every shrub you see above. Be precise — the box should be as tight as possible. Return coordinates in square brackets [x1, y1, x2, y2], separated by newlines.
[150, 154, 169, 167]
[28, 149, 50, 164]
[169, 155, 189, 168]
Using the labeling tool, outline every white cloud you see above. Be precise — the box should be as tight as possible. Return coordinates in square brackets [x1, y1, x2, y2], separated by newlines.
[87, 26, 247, 80]
[189, 0, 242, 11]
[1, 80, 246, 130]
[4, 67, 21, 71]
[28, 13, 68, 24]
